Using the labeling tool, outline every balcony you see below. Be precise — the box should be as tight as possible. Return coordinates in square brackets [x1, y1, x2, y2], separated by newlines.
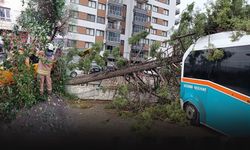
[106, 23, 121, 33]
[132, 44, 145, 50]
[176, 0, 180, 5]
[108, 0, 123, 6]
[175, 8, 180, 15]
[133, 21, 147, 26]
[107, 9, 123, 20]
[134, 7, 147, 15]
[131, 44, 149, 53]
[130, 52, 146, 62]
[136, 0, 148, 3]
[106, 40, 120, 47]
[106, 34, 120, 47]
[130, 56, 145, 62]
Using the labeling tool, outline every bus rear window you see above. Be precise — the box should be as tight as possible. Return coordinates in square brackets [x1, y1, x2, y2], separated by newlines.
[184, 45, 250, 97]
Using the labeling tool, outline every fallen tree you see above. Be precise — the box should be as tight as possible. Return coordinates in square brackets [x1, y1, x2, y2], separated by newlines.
[67, 56, 182, 85]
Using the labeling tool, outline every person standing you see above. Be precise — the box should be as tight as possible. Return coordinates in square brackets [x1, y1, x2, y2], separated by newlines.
[37, 43, 55, 95]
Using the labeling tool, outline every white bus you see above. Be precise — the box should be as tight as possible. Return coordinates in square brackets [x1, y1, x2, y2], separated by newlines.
[181, 31, 250, 136]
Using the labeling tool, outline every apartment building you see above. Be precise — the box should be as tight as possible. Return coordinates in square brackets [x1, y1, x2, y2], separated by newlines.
[66, 0, 180, 61]
[0, 0, 180, 61]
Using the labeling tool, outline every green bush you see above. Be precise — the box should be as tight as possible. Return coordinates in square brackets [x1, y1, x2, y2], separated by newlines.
[0, 54, 41, 120]
[111, 97, 129, 110]
[52, 56, 68, 95]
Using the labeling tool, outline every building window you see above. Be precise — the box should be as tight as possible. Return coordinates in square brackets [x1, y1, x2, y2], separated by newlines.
[70, 10, 78, 19]
[163, 20, 168, 26]
[162, 31, 168, 37]
[147, 16, 151, 22]
[97, 16, 105, 24]
[98, 3, 106, 10]
[146, 4, 152, 11]
[108, 4, 122, 16]
[150, 29, 156, 35]
[68, 25, 77, 33]
[86, 28, 95, 36]
[141, 39, 150, 45]
[166, 0, 170, 5]
[88, 0, 96, 8]
[133, 25, 145, 33]
[107, 32, 120, 42]
[86, 14, 95, 22]
[136, 2, 146, 10]
[96, 30, 104, 36]
[152, 6, 158, 12]
[152, 17, 157, 23]
[163, 9, 169, 16]
[0, 7, 10, 21]
[67, 40, 77, 47]
[85, 42, 93, 48]
[134, 12, 147, 23]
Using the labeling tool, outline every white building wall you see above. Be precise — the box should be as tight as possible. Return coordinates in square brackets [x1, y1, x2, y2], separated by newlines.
[148, 0, 177, 43]
[0, 0, 27, 30]
[122, 0, 136, 60]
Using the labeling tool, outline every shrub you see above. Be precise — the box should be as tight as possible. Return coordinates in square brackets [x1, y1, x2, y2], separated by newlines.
[52, 56, 68, 95]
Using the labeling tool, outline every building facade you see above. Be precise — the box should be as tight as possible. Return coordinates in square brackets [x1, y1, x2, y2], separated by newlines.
[66, 0, 180, 61]
[0, 0, 180, 61]
[0, 0, 26, 31]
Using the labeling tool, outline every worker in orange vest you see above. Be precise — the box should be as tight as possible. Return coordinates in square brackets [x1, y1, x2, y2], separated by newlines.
[37, 43, 55, 96]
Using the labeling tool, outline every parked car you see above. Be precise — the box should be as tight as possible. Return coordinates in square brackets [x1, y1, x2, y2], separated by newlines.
[89, 61, 102, 74]
[67, 67, 85, 78]
[106, 55, 117, 71]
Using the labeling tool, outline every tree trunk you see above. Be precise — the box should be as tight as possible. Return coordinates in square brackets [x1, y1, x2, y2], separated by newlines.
[67, 56, 182, 85]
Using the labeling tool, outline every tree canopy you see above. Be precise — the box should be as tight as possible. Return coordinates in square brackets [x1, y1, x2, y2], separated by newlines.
[18, 0, 68, 46]
[170, 0, 250, 53]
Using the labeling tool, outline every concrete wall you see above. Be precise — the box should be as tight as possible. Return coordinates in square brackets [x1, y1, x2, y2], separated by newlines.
[66, 84, 116, 100]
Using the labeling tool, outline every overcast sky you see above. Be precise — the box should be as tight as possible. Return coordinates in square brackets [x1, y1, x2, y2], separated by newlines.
[179, 0, 250, 13]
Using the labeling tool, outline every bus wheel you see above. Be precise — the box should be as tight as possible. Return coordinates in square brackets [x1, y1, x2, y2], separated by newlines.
[185, 103, 200, 126]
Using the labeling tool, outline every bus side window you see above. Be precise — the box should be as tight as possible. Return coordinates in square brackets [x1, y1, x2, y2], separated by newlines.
[208, 46, 250, 96]
[184, 50, 209, 80]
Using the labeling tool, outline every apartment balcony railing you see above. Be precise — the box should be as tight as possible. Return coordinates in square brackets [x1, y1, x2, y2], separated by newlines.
[106, 35, 120, 47]
[108, 0, 123, 6]
[131, 44, 145, 51]
[136, 0, 149, 3]
[130, 56, 145, 62]
[131, 44, 149, 51]
[133, 18, 147, 26]
[130, 52, 145, 62]
[134, 7, 147, 15]
[176, 0, 181, 5]
[106, 23, 121, 33]
[107, 9, 123, 20]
